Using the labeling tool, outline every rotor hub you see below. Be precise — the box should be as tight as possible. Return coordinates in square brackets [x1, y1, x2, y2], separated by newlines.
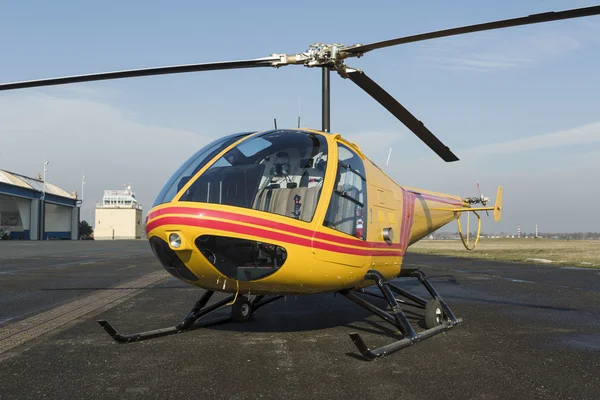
[307, 43, 345, 65]
[271, 42, 355, 70]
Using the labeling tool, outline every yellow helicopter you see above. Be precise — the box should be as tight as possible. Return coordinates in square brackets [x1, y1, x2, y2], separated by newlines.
[2, 4, 599, 360]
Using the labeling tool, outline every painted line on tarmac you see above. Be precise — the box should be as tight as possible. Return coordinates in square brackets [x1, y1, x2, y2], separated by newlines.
[0, 271, 169, 355]
[117, 265, 137, 271]
[403, 263, 431, 268]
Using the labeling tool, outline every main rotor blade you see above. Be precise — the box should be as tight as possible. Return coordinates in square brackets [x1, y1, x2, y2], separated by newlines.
[345, 69, 458, 162]
[342, 5, 600, 55]
[0, 57, 279, 91]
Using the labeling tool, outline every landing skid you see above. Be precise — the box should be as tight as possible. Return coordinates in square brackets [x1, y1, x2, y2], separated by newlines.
[341, 268, 462, 360]
[97, 269, 460, 361]
[97, 291, 284, 343]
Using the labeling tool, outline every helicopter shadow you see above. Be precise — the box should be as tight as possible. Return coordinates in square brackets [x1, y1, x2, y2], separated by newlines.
[201, 291, 428, 336]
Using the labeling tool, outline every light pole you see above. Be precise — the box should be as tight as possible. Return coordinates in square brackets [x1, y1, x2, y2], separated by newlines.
[81, 173, 86, 203]
[41, 159, 49, 240]
[42, 160, 49, 200]
[81, 173, 86, 229]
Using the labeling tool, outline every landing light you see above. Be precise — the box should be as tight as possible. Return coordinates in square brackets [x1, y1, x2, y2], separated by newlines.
[169, 233, 182, 248]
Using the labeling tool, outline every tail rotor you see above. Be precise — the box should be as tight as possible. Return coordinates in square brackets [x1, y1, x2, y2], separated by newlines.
[476, 182, 490, 216]
[465, 182, 490, 215]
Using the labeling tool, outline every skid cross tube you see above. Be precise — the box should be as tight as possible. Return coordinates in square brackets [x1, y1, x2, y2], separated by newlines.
[387, 284, 428, 307]
[356, 287, 425, 309]
[342, 269, 463, 360]
[252, 295, 285, 314]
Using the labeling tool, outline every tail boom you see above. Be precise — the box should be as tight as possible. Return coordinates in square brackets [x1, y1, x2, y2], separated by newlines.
[403, 188, 465, 246]
[403, 186, 503, 247]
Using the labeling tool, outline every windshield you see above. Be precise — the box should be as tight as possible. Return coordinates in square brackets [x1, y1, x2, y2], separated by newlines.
[179, 130, 328, 222]
[151, 132, 254, 207]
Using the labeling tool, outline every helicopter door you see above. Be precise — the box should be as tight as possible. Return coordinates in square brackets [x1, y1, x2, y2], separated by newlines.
[316, 143, 367, 268]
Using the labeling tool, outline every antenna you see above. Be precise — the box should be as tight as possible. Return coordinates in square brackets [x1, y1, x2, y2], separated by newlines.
[385, 147, 393, 169]
[274, 118, 277, 129]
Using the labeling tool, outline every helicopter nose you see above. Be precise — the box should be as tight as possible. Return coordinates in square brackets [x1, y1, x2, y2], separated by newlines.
[145, 207, 291, 283]
[148, 236, 199, 282]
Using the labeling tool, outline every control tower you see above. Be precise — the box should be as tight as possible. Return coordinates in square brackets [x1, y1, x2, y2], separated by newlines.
[94, 184, 143, 240]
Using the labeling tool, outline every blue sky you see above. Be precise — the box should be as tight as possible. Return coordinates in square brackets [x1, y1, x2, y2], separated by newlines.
[1, 0, 599, 233]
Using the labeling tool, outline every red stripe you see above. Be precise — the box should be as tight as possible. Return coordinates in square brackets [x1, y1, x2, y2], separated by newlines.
[399, 189, 408, 250]
[408, 191, 463, 206]
[147, 216, 402, 257]
[399, 189, 418, 251]
[405, 192, 412, 248]
[404, 193, 416, 252]
[146, 206, 402, 250]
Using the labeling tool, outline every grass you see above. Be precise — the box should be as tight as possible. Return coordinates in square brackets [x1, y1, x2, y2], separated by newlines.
[407, 238, 600, 268]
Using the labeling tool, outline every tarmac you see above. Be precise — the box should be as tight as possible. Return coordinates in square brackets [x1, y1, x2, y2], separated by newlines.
[0, 240, 599, 399]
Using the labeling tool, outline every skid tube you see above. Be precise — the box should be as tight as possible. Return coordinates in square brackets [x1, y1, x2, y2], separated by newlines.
[98, 290, 284, 343]
[341, 268, 462, 360]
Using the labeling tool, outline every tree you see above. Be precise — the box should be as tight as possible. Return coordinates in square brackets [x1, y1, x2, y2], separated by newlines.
[79, 220, 94, 239]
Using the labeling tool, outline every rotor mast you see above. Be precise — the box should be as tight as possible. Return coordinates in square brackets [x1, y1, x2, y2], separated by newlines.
[322, 67, 330, 133]
[270, 43, 345, 134]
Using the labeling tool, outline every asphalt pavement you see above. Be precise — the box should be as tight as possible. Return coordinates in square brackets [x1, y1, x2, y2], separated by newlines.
[0, 240, 598, 399]
[0, 240, 156, 326]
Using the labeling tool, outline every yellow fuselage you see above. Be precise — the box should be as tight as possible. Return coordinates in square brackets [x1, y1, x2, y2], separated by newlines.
[146, 129, 467, 295]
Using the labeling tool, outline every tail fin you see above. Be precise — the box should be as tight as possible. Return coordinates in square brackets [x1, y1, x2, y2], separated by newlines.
[493, 186, 503, 222]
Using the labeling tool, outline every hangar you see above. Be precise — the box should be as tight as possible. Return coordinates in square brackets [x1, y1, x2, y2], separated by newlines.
[0, 169, 79, 240]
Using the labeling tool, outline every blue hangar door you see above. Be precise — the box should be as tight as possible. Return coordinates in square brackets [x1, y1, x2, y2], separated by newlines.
[44, 202, 72, 240]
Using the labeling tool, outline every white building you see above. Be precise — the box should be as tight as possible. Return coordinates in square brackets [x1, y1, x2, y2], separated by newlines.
[94, 184, 143, 240]
[0, 169, 79, 240]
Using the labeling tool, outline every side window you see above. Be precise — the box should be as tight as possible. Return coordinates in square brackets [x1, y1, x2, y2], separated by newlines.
[323, 143, 367, 239]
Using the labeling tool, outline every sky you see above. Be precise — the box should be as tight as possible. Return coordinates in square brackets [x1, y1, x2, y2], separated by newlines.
[0, 0, 599, 234]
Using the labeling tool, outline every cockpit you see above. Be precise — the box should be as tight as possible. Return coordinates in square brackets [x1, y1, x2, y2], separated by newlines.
[153, 129, 329, 223]
[149, 129, 369, 283]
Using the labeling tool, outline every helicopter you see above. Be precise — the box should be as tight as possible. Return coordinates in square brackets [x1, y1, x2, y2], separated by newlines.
[2, 4, 599, 360]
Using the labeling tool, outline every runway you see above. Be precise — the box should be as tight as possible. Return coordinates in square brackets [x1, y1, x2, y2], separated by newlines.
[0, 240, 598, 399]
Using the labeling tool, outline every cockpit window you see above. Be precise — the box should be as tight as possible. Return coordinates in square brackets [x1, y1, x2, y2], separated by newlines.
[179, 130, 328, 222]
[323, 143, 367, 239]
[151, 132, 253, 207]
